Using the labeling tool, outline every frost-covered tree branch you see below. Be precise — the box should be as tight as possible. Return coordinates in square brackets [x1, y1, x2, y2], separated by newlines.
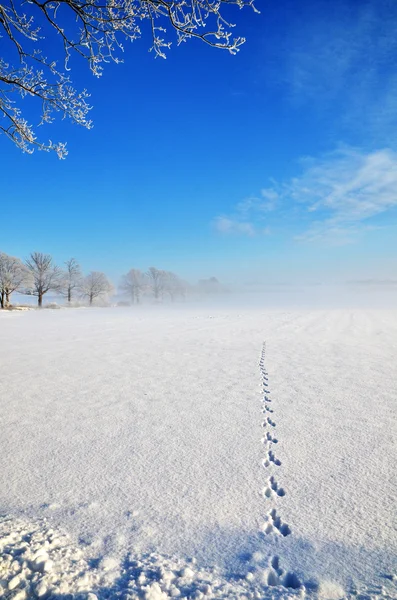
[0, 252, 30, 308]
[147, 266, 166, 300]
[60, 258, 82, 303]
[80, 271, 113, 305]
[120, 268, 146, 304]
[163, 270, 188, 301]
[0, 0, 257, 157]
[25, 251, 62, 307]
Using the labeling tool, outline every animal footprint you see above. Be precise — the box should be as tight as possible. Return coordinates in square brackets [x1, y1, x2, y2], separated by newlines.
[263, 476, 285, 498]
[267, 555, 283, 585]
[283, 572, 301, 589]
[263, 508, 291, 537]
[271, 556, 281, 571]
[269, 450, 281, 466]
[265, 432, 278, 444]
[267, 557, 301, 589]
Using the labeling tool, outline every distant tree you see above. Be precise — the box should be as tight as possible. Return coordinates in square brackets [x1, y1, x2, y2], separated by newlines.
[120, 268, 146, 304]
[197, 276, 223, 294]
[0, 0, 256, 157]
[163, 271, 187, 301]
[0, 252, 30, 308]
[61, 258, 82, 303]
[81, 271, 113, 306]
[147, 267, 166, 301]
[176, 277, 189, 301]
[25, 251, 61, 307]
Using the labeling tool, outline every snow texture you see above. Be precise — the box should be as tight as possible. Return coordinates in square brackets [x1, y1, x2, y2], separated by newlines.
[0, 307, 396, 599]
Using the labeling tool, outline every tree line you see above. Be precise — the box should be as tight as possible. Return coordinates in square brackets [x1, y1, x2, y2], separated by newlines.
[0, 251, 193, 309]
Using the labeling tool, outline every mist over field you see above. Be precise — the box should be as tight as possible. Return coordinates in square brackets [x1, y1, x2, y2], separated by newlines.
[10, 279, 397, 311]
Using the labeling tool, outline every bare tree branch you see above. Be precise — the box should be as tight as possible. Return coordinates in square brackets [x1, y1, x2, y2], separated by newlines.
[60, 257, 82, 302]
[25, 251, 62, 306]
[0, 0, 257, 156]
[80, 271, 113, 305]
[146, 266, 166, 300]
[0, 251, 30, 307]
[120, 268, 146, 304]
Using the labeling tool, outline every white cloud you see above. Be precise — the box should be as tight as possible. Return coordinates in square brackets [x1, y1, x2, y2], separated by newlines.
[287, 148, 397, 241]
[260, 188, 279, 209]
[213, 147, 397, 244]
[213, 189, 277, 237]
[236, 189, 279, 216]
[213, 217, 256, 237]
[295, 223, 381, 245]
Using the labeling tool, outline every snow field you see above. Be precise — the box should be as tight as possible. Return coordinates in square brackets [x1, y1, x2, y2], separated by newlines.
[0, 307, 396, 599]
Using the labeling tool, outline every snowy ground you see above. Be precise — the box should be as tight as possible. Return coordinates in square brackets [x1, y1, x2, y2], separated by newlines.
[0, 306, 396, 599]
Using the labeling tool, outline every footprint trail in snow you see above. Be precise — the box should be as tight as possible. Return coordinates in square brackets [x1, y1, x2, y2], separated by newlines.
[259, 342, 287, 525]
[259, 342, 301, 589]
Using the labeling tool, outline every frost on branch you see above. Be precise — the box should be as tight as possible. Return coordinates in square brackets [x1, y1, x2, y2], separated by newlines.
[0, 0, 257, 156]
[0, 58, 91, 158]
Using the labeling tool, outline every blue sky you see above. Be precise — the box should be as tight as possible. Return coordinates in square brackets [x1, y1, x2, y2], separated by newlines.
[2, 0, 397, 285]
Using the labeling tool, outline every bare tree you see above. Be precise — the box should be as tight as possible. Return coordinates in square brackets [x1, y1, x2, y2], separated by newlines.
[174, 275, 189, 301]
[25, 251, 61, 307]
[81, 271, 113, 306]
[0, 0, 257, 157]
[120, 268, 146, 304]
[61, 258, 82, 303]
[0, 252, 30, 308]
[147, 267, 166, 301]
[163, 271, 187, 301]
[197, 276, 223, 294]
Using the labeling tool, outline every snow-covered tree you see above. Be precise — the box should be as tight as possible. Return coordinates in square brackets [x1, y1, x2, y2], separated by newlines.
[81, 271, 113, 306]
[163, 271, 188, 301]
[0, 0, 257, 157]
[120, 268, 146, 304]
[61, 258, 82, 303]
[0, 252, 30, 308]
[197, 276, 223, 294]
[147, 267, 166, 300]
[25, 252, 62, 307]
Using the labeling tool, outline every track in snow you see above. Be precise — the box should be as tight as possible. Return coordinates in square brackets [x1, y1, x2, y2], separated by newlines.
[1, 308, 396, 597]
[259, 343, 300, 589]
[259, 343, 285, 498]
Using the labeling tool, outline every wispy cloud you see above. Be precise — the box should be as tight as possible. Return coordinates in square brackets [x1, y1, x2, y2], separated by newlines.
[294, 223, 381, 246]
[213, 148, 397, 244]
[236, 188, 279, 215]
[213, 189, 277, 237]
[213, 217, 256, 237]
[288, 148, 397, 242]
